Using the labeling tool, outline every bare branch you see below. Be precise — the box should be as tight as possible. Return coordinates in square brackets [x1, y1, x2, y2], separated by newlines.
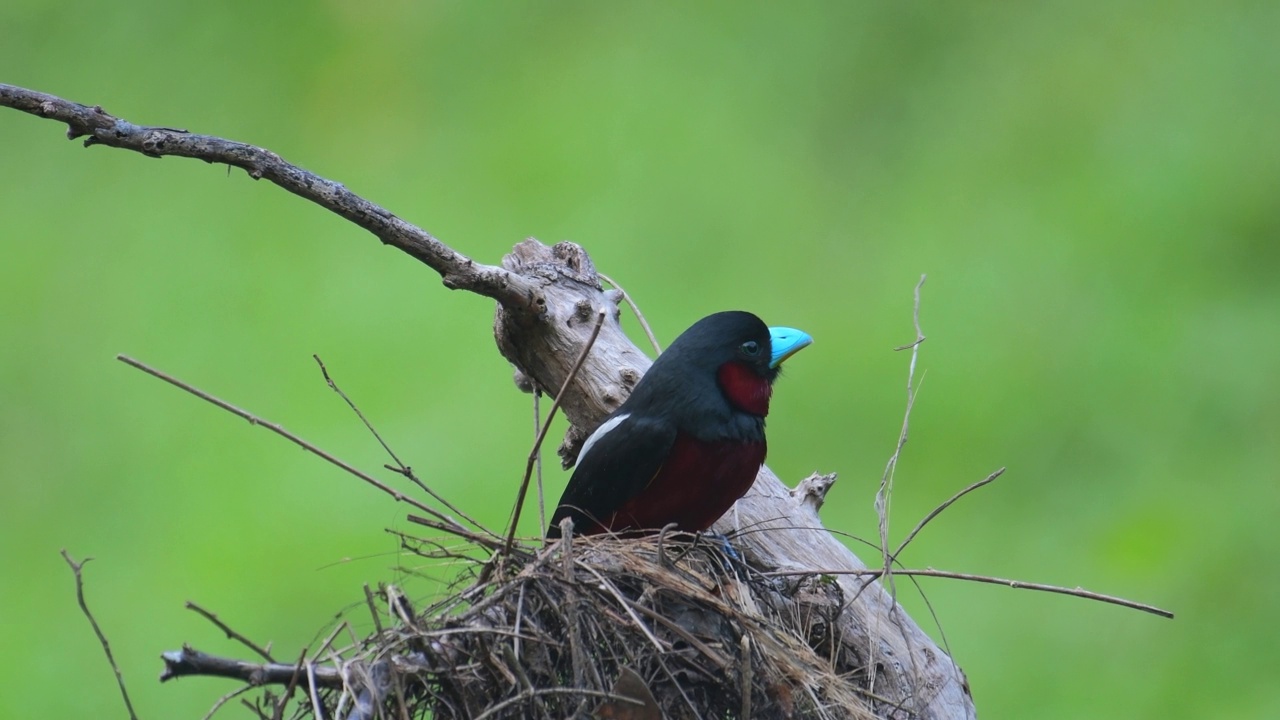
[598, 271, 662, 355]
[765, 567, 1175, 619]
[61, 551, 140, 720]
[201, 684, 254, 720]
[471, 688, 642, 720]
[868, 274, 927, 698]
[876, 274, 929, 588]
[186, 601, 276, 663]
[313, 354, 496, 537]
[501, 307, 608, 558]
[533, 391, 546, 535]
[0, 83, 537, 307]
[160, 646, 344, 686]
[115, 354, 489, 544]
[894, 468, 1005, 561]
[270, 649, 310, 720]
[362, 584, 384, 635]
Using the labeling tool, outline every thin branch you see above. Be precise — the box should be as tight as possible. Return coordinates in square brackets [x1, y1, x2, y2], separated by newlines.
[893, 468, 1005, 561]
[764, 567, 1174, 619]
[598, 271, 662, 355]
[363, 584, 384, 635]
[873, 276, 927, 644]
[305, 663, 323, 720]
[238, 697, 266, 719]
[270, 649, 310, 720]
[202, 685, 255, 720]
[0, 83, 536, 306]
[61, 551, 139, 720]
[160, 646, 345, 686]
[501, 307, 608, 558]
[186, 601, 276, 662]
[533, 390, 547, 536]
[865, 275, 927, 704]
[116, 354, 474, 538]
[577, 562, 666, 654]
[624, 600, 725, 668]
[471, 688, 641, 720]
[314, 354, 409, 470]
[313, 354, 495, 537]
[405, 514, 509, 553]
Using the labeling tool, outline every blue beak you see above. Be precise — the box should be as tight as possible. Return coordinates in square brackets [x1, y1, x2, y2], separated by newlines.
[768, 326, 813, 368]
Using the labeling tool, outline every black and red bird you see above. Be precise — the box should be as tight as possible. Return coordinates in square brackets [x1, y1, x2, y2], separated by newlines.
[548, 310, 811, 538]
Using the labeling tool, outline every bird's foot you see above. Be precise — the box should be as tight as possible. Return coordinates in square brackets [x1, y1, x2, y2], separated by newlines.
[695, 531, 754, 579]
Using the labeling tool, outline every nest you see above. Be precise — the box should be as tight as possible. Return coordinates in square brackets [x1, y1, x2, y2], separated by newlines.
[307, 530, 879, 720]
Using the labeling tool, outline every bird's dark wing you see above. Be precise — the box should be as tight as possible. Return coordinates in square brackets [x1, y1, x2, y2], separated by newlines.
[547, 414, 676, 538]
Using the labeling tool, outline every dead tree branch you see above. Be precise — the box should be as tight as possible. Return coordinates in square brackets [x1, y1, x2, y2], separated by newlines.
[160, 646, 343, 687]
[0, 83, 535, 307]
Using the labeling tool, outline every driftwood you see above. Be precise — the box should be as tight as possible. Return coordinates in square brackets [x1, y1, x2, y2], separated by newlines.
[2, 83, 976, 719]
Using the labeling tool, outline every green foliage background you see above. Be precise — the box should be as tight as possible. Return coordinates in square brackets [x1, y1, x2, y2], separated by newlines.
[2, 2, 1276, 718]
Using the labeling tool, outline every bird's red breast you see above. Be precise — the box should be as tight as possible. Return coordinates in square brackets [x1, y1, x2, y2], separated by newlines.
[599, 432, 767, 534]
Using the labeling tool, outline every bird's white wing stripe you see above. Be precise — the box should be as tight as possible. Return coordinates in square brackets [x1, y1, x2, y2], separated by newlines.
[577, 413, 629, 467]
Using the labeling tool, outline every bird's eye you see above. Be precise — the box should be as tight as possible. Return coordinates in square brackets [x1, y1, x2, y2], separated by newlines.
[740, 340, 760, 356]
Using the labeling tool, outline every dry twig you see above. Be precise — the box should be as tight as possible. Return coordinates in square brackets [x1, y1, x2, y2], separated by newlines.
[501, 307, 608, 558]
[116, 354, 494, 547]
[598, 271, 662, 355]
[61, 551, 140, 720]
[894, 468, 1005, 561]
[186, 601, 276, 663]
[0, 83, 535, 306]
[765, 567, 1174, 619]
[877, 274, 928, 590]
[313, 354, 495, 537]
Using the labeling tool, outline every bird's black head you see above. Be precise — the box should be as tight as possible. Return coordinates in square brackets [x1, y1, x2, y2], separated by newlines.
[631, 311, 812, 420]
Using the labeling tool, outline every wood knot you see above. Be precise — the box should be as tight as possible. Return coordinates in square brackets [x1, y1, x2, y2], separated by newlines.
[141, 130, 167, 157]
[512, 368, 536, 394]
[791, 473, 838, 513]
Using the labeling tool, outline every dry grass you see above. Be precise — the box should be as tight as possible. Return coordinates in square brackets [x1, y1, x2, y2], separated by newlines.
[318, 530, 878, 720]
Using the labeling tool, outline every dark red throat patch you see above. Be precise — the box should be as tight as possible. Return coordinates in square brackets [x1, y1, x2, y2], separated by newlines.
[716, 361, 772, 417]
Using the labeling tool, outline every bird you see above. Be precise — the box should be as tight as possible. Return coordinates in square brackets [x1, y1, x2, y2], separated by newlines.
[547, 310, 811, 538]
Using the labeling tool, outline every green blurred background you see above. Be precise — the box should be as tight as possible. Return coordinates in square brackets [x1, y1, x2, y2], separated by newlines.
[2, 2, 1276, 717]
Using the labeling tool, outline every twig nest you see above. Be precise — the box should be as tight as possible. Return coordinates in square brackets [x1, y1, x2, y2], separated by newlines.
[365, 533, 878, 720]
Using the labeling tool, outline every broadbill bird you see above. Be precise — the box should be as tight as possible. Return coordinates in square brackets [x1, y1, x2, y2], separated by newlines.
[548, 310, 811, 538]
